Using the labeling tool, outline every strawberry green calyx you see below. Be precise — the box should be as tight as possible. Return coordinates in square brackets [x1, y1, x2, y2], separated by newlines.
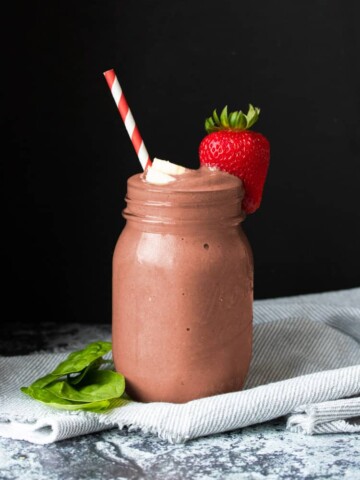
[205, 104, 261, 134]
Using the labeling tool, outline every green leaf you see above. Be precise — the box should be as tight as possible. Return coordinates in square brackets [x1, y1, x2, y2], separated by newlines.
[78, 370, 125, 399]
[204, 104, 262, 133]
[246, 104, 260, 128]
[229, 111, 238, 128]
[30, 373, 61, 390]
[67, 359, 101, 386]
[220, 106, 229, 127]
[236, 111, 247, 129]
[245, 104, 256, 127]
[53, 341, 112, 375]
[47, 370, 125, 403]
[20, 341, 128, 414]
[205, 118, 215, 133]
[31, 341, 112, 389]
[21, 386, 111, 412]
[212, 109, 220, 125]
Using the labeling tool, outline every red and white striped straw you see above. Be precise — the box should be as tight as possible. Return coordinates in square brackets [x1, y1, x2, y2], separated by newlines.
[103, 69, 152, 170]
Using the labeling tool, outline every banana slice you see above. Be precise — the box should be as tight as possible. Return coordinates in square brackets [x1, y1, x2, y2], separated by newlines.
[152, 158, 187, 175]
[145, 166, 176, 185]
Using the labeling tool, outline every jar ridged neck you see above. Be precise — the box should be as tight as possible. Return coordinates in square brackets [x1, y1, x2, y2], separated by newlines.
[122, 170, 246, 228]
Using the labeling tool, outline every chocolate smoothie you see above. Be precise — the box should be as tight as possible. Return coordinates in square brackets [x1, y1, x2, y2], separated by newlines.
[112, 166, 253, 403]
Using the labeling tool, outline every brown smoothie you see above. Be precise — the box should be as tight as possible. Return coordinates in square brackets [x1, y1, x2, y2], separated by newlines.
[112, 166, 253, 403]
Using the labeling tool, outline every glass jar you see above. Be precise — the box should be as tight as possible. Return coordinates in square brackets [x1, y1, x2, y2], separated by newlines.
[112, 169, 253, 403]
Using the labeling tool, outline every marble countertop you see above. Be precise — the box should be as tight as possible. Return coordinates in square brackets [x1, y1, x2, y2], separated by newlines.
[1, 321, 359, 480]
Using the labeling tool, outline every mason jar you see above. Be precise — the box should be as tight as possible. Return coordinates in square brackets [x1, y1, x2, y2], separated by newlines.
[112, 168, 253, 403]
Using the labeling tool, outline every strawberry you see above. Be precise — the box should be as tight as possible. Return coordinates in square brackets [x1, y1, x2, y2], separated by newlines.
[199, 104, 270, 214]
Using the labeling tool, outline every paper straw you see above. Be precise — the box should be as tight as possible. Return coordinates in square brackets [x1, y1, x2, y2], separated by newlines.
[103, 69, 152, 170]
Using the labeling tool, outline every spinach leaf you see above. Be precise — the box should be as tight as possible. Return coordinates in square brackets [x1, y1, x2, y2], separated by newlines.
[67, 357, 103, 385]
[21, 341, 127, 413]
[46, 370, 125, 403]
[21, 386, 112, 412]
[31, 341, 112, 389]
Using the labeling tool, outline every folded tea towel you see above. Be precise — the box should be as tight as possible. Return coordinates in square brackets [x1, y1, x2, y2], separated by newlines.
[0, 287, 359, 444]
[287, 397, 360, 434]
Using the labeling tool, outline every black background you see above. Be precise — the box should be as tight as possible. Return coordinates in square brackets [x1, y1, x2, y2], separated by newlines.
[3, 0, 360, 326]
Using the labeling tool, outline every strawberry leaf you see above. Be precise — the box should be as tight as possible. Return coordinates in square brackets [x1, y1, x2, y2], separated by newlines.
[205, 118, 216, 133]
[246, 104, 260, 128]
[220, 106, 229, 128]
[236, 111, 247, 129]
[229, 111, 238, 128]
[204, 104, 262, 133]
[212, 109, 220, 125]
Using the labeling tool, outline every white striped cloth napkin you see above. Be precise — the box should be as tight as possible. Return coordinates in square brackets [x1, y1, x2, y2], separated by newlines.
[0, 287, 359, 444]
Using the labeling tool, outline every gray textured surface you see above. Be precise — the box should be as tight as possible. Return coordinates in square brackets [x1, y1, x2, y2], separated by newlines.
[1, 320, 359, 479]
[1, 420, 360, 479]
